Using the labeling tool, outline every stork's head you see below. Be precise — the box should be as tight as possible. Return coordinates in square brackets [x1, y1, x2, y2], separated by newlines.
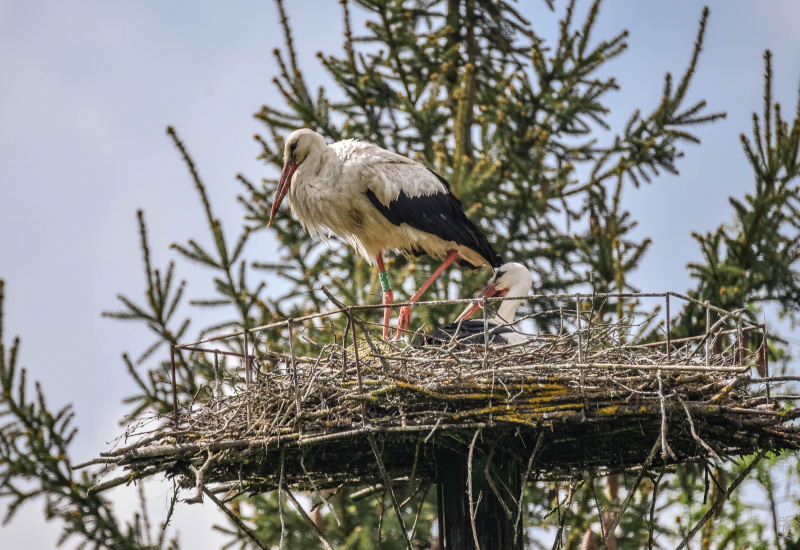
[269, 129, 327, 226]
[455, 262, 533, 323]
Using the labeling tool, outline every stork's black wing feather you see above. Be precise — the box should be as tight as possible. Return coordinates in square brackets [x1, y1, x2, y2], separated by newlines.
[418, 320, 515, 346]
[365, 168, 502, 269]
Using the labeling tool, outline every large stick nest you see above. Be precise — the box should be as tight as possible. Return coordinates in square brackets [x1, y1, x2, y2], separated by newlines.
[87, 303, 800, 498]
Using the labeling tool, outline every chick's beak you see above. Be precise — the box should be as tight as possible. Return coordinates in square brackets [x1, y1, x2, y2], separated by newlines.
[454, 283, 501, 323]
[268, 157, 298, 227]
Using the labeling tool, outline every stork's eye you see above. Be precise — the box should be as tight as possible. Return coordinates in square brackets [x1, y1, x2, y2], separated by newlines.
[290, 141, 298, 154]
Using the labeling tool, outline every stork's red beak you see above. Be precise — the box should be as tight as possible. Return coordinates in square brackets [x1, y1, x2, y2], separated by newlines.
[268, 158, 298, 227]
[454, 283, 507, 323]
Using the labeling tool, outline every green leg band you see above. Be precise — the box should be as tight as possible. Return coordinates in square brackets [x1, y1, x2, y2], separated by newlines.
[379, 271, 392, 292]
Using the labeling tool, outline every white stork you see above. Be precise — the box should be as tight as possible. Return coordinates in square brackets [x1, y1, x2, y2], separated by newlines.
[268, 129, 502, 339]
[423, 262, 533, 345]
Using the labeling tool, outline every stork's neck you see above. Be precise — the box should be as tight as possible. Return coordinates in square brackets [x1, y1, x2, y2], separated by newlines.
[288, 144, 353, 240]
[491, 282, 531, 325]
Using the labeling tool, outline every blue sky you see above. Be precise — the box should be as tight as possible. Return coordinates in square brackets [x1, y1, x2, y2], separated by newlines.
[1, 1, 799, 547]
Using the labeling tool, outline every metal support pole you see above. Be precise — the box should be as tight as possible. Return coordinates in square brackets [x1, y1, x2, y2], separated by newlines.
[170, 344, 179, 429]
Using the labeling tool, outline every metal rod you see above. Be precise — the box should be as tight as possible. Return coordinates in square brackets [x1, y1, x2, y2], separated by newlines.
[288, 319, 300, 422]
[470, 363, 749, 377]
[736, 315, 742, 365]
[666, 295, 671, 362]
[244, 327, 251, 387]
[577, 295, 585, 399]
[170, 345, 179, 430]
[179, 346, 243, 358]
[348, 307, 368, 425]
[214, 350, 221, 400]
[667, 291, 761, 325]
[341, 313, 349, 385]
[627, 325, 760, 349]
[176, 345, 295, 366]
[576, 295, 583, 364]
[765, 325, 771, 405]
[705, 302, 710, 367]
[243, 327, 251, 425]
[174, 291, 763, 349]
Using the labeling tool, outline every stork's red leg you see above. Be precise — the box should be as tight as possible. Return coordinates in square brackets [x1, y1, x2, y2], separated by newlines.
[377, 253, 393, 340]
[396, 249, 459, 339]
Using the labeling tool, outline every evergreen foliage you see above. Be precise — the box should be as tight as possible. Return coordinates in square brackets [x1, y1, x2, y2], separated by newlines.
[0, 280, 178, 549]
[246, 0, 723, 331]
[1, 1, 799, 548]
[679, 51, 800, 335]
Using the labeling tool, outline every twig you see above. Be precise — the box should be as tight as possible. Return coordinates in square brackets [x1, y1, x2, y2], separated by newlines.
[72, 457, 120, 469]
[600, 438, 661, 550]
[678, 396, 721, 464]
[648, 465, 666, 549]
[202, 486, 268, 550]
[350, 484, 383, 501]
[300, 453, 340, 526]
[367, 433, 413, 549]
[674, 449, 768, 550]
[424, 417, 443, 443]
[88, 471, 155, 495]
[588, 475, 608, 545]
[279, 449, 286, 550]
[163, 482, 178, 531]
[514, 431, 545, 545]
[409, 483, 431, 542]
[377, 488, 386, 547]
[655, 369, 676, 461]
[282, 484, 335, 550]
[484, 445, 513, 519]
[468, 428, 482, 550]
[551, 478, 580, 550]
[185, 449, 218, 504]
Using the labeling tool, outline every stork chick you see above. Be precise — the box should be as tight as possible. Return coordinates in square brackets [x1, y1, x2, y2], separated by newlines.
[424, 262, 533, 346]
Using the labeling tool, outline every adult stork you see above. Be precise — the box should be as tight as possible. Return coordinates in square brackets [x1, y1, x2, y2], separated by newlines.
[268, 129, 502, 339]
[422, 262, 533, 346]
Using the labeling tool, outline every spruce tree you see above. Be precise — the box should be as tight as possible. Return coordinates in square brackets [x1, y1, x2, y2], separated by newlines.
[2, 1, 800, 549]
[246, 0, 723, 332]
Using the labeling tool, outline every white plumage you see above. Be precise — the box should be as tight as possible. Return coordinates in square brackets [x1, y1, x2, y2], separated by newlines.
[269, 129, 502, 339]
[270, 129, 500, 269]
